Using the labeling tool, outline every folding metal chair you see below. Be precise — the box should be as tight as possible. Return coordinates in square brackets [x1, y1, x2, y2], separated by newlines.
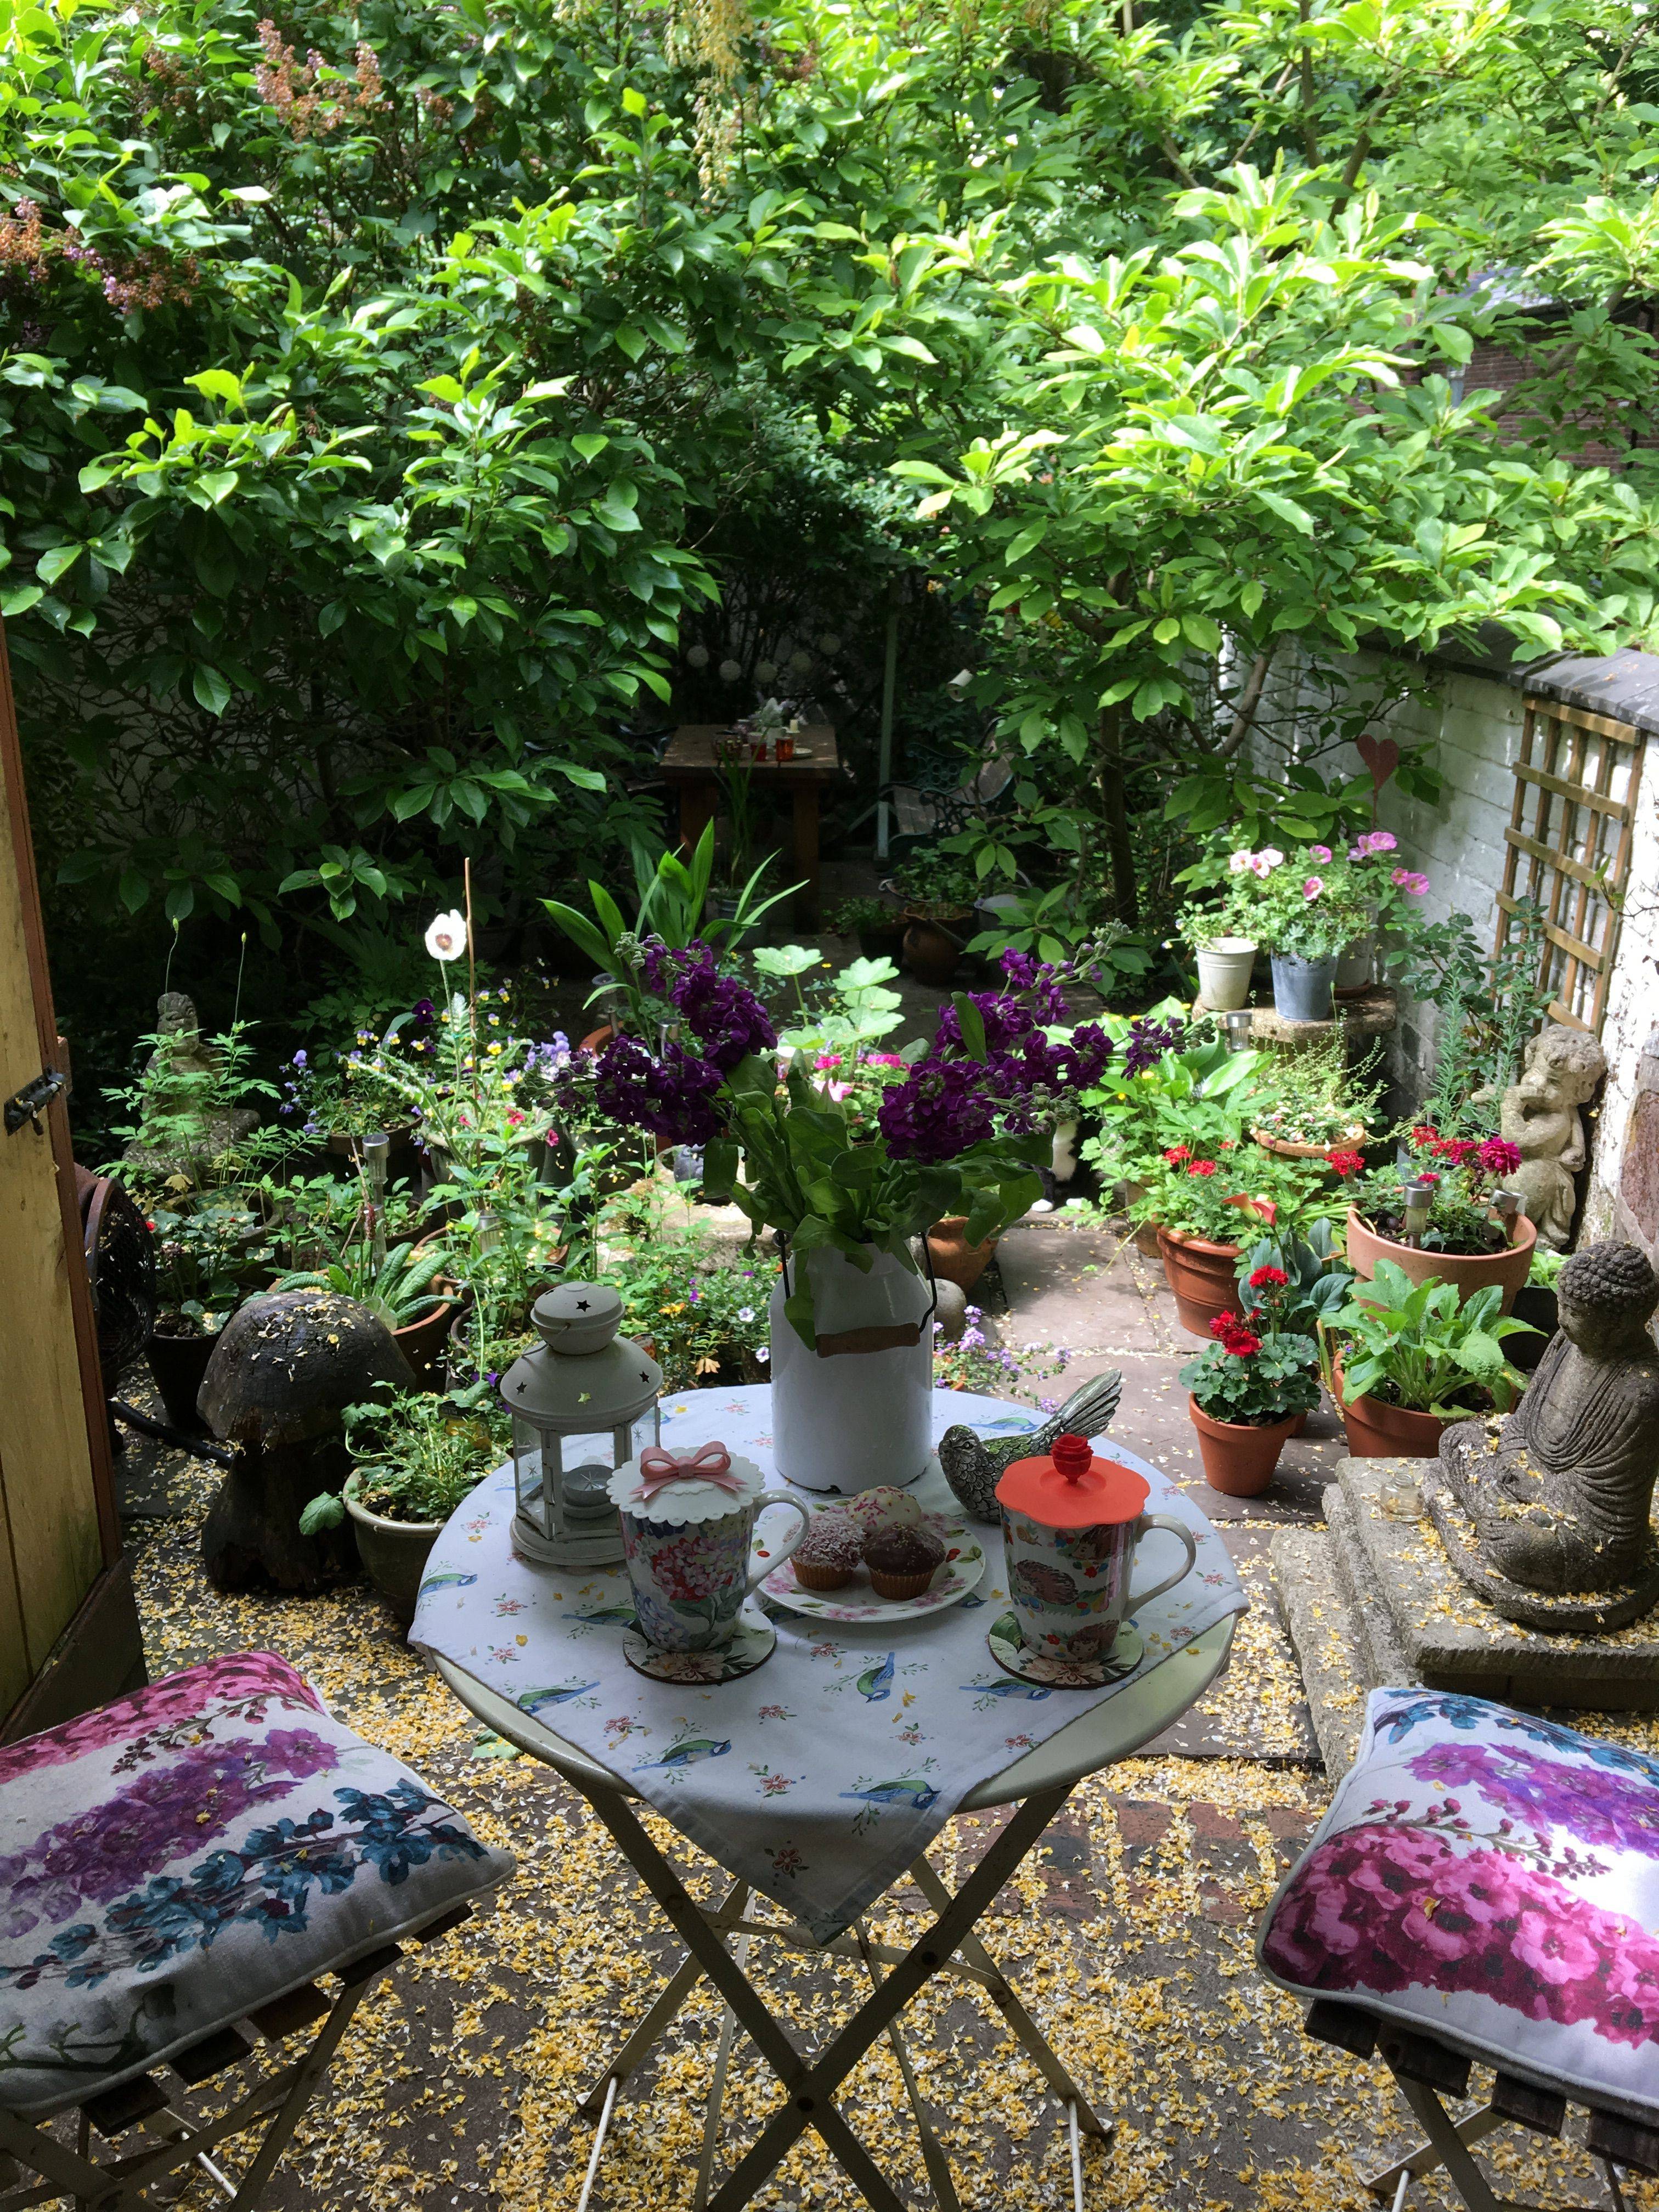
[1303, 1999, 1659, 2212]
[0, 1904, 473, 2212]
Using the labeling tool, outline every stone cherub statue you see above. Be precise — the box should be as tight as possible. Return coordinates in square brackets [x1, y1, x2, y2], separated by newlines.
[1497, 1024, 1607, 1249]
[1432, 1243, 1659, 1626]
[123, 992, 258, 1177]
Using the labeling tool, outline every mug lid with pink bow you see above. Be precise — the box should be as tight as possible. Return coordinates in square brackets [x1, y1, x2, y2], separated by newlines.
[607, 1441, 764, 1523]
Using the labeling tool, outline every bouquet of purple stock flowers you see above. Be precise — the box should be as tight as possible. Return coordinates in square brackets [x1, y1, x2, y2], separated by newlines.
[557, 946, 1113, 1344]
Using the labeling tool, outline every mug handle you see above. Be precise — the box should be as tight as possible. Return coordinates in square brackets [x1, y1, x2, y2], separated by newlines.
[1126, 1515, 1198, 1612]
[744, 1491, 814, 1602]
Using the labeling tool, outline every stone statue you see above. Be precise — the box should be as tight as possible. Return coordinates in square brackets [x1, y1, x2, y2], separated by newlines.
[1498, 1024, 1607, 1249]
[1430, 1243, 1659, 1630]
[123, 992, 258, 1177]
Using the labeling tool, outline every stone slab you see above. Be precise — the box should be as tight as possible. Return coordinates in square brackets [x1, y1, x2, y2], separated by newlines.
[1336, 1456, 1659, 1712]
[1324, 1482, 1414, 1688]
[1424, 1466, 1659, 1635]
[1268, 1525, 1367, 1774]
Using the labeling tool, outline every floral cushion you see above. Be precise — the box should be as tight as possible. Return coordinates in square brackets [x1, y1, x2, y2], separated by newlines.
[1257, 1688, 1659, 2125]
[0, 1651, 513, 2118]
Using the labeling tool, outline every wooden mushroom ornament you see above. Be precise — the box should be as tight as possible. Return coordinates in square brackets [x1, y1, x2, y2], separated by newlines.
[200, 1289, 414, 1593]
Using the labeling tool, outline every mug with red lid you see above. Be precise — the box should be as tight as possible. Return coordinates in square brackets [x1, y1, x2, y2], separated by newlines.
[994, 1432, 1197, 1662]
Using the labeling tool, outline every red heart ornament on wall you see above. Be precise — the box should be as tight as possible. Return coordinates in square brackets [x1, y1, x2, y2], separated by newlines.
[1356, 733, 1401, 791]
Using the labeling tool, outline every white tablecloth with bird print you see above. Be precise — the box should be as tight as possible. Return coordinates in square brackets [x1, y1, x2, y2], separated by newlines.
[410, 1385, 1245, 1939]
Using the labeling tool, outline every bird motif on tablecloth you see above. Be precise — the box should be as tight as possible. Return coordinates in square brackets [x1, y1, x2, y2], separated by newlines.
[856, 1653, 895, 1702]
[938, 1370, 1124, 1525]
[634, 1737, 731, 1771]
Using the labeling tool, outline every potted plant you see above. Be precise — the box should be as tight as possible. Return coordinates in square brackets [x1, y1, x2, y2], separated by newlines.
[826, 895, 906, 965]
[1251, 1029, 1384, 1165]
[300, 1384, 506, 1621]
[1340, 830, 1434, 992]
[1326, 1259, 1536, 1456]
[1220, 845, 1376, 1023]
[1510, 1242, 1565, 1373]
[1176, 868, 1260, 1011]
[143, 1198, 262, 1430]
[1180, 1280, 1322, 1495]
[273, 1233, 460, 1384]
[1347, 1124, 1536, 1312]
[1135, 1145, 1326, 1336]
[556, 948, 1110, 1491]
[889, 849, 982, 987]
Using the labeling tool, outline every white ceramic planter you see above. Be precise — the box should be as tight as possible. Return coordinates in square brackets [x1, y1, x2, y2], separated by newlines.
[1195, 937, 1257, 1010]
[769, 1243, 934, 1494]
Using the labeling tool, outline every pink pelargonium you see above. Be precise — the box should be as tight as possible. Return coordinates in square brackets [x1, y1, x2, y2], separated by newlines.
[1259, 846, 1285, 870]
[1310, 844, 1333, 863]
[1228, 848, 1255, 875]
[1304, 876, 1325, 899]
[1359, 830, 1398, 855]
[1392, 867, 1431, 896]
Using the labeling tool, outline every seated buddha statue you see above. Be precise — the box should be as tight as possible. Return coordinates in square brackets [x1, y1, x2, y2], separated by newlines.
[1437, 1242, 1659, 1596]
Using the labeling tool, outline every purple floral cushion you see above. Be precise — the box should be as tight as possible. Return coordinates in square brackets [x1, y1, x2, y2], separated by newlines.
[1257, 1688, 1659, 2124]
[0, 1651, 512, 2118]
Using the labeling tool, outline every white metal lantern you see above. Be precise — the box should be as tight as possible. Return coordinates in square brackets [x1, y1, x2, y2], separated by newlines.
[498, 1283, 663, 1567]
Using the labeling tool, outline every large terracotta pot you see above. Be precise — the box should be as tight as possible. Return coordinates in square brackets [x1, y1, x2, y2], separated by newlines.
[1345, 1207, 1536, 1316]
[1333, 1357, 1454, 1458]
[926, 1215, 998, 1291]
[342, 1471, 443, 1625]
[1187, 1399, 1297, 1496]
[1157, 1226, 1245, 1336]
[1119, 1180, 1163, 1259]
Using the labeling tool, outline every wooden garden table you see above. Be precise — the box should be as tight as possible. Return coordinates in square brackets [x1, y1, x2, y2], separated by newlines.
[659, 723, 840, 923]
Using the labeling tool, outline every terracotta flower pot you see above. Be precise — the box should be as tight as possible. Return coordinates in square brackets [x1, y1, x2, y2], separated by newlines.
[578, 1023, 616, 1055]
[902, 912, 972, 988]
[1187, 1398, 1297, 1496]
[1252, 1123, 1368, 1166]
[1332, 1357, 1454, 1458]
[1345, 1206, 1536, 1316]
[394, 1293, 461, 1387]
[926, 1215, 998, 1291]
[1158, 1225, 1246, 1336]
[342, 1472, 443, 1626]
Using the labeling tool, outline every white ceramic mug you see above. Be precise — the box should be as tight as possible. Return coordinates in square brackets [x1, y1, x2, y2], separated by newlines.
[1000, 1504, 1197, 1662]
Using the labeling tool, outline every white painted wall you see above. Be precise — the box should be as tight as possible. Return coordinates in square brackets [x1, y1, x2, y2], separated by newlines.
[1247, 648, 1659, 1238]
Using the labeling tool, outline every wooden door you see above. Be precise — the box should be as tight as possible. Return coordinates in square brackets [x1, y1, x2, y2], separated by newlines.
[0, 616, 142, 1735]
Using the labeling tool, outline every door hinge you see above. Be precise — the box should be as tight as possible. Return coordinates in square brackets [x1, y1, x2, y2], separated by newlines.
[4, 1066, 66, 1135]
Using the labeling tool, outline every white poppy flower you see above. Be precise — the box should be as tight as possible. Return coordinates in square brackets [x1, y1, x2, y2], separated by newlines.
[425, 909, 468, 963]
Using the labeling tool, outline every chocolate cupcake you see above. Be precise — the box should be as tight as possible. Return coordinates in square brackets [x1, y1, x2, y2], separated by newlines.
[792, 1510, 865, 1592]
[865, 1525, 945, 1601]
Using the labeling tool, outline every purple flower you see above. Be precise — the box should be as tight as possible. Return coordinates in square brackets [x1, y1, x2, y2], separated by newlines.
[1124, 1015, 1184, 1079]
[878, 1059, 994, 1163]
[934, 991, 1039, 1056]
[589, 1035, 725, 1146]
[411, 997, 435, 1027]
[670, 956, 775, 1073]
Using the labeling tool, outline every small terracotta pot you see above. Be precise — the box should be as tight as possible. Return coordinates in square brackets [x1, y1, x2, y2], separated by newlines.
[1187, 1398, 1297, 1496]
[926, 1216, 998, 1291]
[1158, 1226, 1245, 1336]
[1345, 1207, 1536, 1316]
[394, 1294, 461, 1387]
[902, 912, 971, 988]
[579, 1023, 616, 1055]
[1333, 1358, 1454, 1458]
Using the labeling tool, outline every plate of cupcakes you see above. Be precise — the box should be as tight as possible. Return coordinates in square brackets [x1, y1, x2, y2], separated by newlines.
[760, 1486, 986, 1622]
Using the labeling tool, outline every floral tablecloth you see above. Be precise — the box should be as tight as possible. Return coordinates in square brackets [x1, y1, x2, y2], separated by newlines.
[411, 1386, 1245, 1940]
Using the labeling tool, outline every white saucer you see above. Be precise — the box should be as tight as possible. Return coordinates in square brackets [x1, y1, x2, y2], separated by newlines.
[986, 1609, 1143, 1689]
[761, 1509, 986, 1623]
[623, 1607, 776, 1683]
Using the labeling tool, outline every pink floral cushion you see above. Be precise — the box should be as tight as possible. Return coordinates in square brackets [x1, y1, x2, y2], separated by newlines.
[0, 1651, 512, 2117]
[1257, 1688, 1659, 2124]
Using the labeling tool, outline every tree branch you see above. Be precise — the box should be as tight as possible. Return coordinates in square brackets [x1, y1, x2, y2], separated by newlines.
[1218, 644, 1275, 759]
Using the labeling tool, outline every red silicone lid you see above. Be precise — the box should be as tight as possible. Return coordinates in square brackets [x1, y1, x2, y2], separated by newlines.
[994, 1432, 1149, 1530]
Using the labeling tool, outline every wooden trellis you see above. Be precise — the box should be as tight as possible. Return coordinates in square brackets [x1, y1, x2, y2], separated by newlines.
[1497, 693, 1646, 1035]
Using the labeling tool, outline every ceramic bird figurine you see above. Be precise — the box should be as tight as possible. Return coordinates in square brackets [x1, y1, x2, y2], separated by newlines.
[938, 1370, 1124, 1525]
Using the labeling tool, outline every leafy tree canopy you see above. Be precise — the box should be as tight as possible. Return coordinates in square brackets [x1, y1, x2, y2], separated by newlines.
[0, 0, 1653, 944]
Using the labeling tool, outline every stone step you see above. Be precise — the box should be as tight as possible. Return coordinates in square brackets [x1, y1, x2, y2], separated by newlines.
[1325, 1481, 1415, 1687]
[1267, 1525, 1368, 1776]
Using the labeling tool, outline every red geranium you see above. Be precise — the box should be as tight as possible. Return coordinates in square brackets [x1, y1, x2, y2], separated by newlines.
[1163, 1144, 1192, 1164]
[1249, 1265, 1289, 1290]
[1186, 1159, 1218, 1177]
[1326, 1149, 1365, 1178]
[1479, 1136, 1522, 1178]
